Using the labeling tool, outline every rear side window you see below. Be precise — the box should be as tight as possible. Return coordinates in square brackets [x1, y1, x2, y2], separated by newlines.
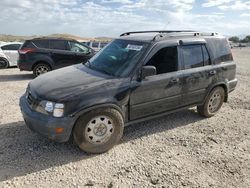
[182, 45, 203, 69]
[207, 38, 233, 64]
[1, 44, 21, 51]
[50, 40, 67, 50]
[32, 40, 49, 49]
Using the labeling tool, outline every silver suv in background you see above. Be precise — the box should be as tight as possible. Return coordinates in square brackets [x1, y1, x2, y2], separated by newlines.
[82, 41, 109, 51]
[0, 42, 23, 68]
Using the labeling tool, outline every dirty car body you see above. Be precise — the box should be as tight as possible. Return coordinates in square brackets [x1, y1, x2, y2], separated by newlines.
[20, 31, 237, 149]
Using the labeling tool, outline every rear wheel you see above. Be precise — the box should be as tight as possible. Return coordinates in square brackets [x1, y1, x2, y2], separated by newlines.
[73, 108, 124, 154]
[0, 58, 9, 69]
[197, 86, 225, 117]
[33, 63, 51, 77]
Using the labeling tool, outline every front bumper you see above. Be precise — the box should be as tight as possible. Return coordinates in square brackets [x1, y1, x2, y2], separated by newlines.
[19, 95, 76, 142]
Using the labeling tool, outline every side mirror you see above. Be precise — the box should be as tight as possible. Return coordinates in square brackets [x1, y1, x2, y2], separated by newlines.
[140, 66, 156, 80]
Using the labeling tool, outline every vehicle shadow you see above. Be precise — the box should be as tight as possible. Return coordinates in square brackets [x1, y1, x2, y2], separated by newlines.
[0, 109, 203, 182]
[0, 73, 33, 82]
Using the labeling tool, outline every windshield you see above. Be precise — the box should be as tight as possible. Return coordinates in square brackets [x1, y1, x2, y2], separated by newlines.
[85, 39, 148, 77]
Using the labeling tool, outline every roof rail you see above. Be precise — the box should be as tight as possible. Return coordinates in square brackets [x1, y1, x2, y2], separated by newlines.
[120, 30, 197, 37]
[152, 31, 219, 41]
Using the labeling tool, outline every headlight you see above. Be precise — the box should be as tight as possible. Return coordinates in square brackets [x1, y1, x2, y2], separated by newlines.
[53, 103, 64, 117]
[38, 101, 65, 117]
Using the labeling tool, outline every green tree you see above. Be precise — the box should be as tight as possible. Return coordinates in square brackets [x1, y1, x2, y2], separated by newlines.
[229, 36, 240, 43]
[240, 35, 250, 43]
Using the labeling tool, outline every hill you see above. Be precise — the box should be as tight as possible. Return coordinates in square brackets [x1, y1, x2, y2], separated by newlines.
[0, 33, 112, 42]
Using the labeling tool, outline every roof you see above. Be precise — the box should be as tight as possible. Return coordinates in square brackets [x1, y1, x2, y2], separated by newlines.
[28, 37, 77, 41]
[0, 42, 23, 47]
[119, 30, 222, 43]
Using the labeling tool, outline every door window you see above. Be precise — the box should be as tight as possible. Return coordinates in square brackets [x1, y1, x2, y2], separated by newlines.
[50, 40, 67, 50]
[146, 46, 178, 74]
[1, 44, 21, 51]
[182, 45, 203, 69]
[68, 41, 89, 54]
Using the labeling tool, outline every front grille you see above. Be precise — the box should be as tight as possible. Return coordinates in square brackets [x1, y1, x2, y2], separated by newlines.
[26, 92, 38, 109]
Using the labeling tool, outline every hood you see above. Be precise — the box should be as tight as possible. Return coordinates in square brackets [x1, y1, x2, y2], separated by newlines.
[29, 64, 112, 101]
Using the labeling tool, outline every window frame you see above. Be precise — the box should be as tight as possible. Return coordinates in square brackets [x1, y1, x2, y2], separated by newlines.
[141, 43, 181, 76]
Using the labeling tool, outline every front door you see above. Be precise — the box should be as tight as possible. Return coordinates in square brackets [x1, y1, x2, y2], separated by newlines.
[129, 45, 183, 120]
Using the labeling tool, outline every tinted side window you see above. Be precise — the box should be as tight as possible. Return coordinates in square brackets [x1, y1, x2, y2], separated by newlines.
[146, 46, 178, 74]
[1, 44, 21, 51]
[33, 40, 49, 48]
[50, 40, 67, 50]
[182, 45, 203, 69]
[202, 45, 210, 66]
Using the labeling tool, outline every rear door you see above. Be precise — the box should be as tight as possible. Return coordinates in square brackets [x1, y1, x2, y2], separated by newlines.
[180, 42, 215, 105]
[49, 40, 75, 68]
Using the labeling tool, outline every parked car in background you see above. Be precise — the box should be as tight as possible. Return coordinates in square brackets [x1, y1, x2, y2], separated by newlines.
[18, 38, 95, 77]
[0, 42, 22, 68]
[82, 41, 109, 51]
[20, 30, 237, 154]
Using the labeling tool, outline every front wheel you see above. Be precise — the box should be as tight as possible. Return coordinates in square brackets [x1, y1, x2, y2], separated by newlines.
[33, 63, 51, 77]
[73, 108, 124, 154]
[197, 86, 225, 117]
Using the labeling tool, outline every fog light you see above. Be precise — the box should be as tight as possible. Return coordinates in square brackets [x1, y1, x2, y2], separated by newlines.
[55, 127, 64, 133]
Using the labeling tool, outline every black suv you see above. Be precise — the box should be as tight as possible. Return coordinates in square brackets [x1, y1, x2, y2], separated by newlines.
[18, 38, 95, 76]
[20, 31, 237, 153]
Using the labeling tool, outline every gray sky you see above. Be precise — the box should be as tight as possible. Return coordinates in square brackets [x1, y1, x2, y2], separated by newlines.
[0, 0, 249, 37]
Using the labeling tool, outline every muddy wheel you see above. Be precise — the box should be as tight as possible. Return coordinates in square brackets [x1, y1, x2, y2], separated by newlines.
[197, 86, 225, 117]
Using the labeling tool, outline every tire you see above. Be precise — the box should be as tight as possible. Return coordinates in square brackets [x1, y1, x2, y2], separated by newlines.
[0, 58, 9, 69]
[73, 108, 124, 154]
[197, 86, 225, 117]
[33, 63, 51, 77]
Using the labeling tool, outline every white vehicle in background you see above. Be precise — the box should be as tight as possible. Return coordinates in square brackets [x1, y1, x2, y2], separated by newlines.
[0, 42, 22, 68]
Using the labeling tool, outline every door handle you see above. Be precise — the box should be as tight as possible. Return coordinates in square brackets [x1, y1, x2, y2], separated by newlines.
[170, 78, 179, 83]
[209, 70, 216, 76]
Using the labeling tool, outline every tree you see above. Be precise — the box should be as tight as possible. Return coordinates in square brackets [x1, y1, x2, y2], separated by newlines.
[229, 36, 240, 43]
[240, 35, 250, 43]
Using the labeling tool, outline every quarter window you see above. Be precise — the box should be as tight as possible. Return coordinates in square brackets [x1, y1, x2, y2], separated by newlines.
[182, 45, 203, 69]
[32, 40, 49, 49]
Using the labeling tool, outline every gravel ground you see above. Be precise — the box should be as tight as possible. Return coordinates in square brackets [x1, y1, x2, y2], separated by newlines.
[0, 48, 249, 188]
